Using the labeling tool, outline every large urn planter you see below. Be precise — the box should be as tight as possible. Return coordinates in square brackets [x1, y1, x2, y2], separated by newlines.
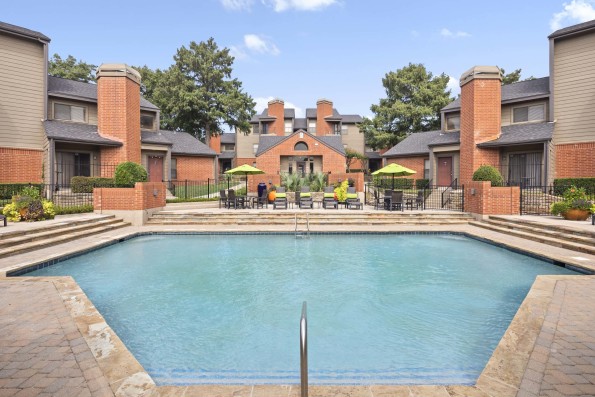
[562, 209, 591, 221]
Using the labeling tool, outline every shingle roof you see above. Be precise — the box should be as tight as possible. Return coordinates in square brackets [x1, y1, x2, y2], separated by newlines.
[427, 131, 460, 147]
[159, 130, 216, 156]
[141, 130, 172, 145]
[318, 135, 346, 155]
[365, 151, 382, 159]
[383, 130, 444, 157]
[218, 152, 235, 159]
[44, 120, 122, 146]
[442, 77, 550, 111]
[549, 19, 595, 39]
[341, 115, 363, 123]
[477, 122, 553, 147]
[0, 21, 50, 42]
[255, 132, 346, 156]
[48, 76, 159, 110]
[220, 133, 235, 144]
[294, 118, 307, 130]
[255, 136, 285, 156]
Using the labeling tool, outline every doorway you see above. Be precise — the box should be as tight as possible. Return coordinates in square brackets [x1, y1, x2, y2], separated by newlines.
[437, 156, 453, 186]
[148, 156, 164, 182]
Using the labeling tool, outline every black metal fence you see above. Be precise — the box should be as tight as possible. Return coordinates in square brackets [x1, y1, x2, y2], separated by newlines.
[520, 185, 595, 215]
[0, 184, 95, 211]
[499, 162, 544, 187]
[364, 183, 465, 211]
[54, 162, 118, 187]
[166, 176, 247, 200]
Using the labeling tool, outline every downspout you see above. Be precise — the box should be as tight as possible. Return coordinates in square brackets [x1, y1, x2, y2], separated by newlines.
[49, 138, 55, 199]
[548, 38, 555, 123]
[42, 40, 50, 197]
[543, 141, 549, 186]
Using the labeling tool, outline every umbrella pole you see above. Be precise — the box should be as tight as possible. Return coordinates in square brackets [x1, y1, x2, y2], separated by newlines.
[392, 174, 395, 190]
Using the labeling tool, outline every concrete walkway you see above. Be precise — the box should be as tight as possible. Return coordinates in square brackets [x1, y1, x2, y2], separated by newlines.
[1, 210, 595, 396]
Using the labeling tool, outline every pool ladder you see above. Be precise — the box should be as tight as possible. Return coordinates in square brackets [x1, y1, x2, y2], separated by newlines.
[300, 301, 308, 397]
[295, 213, 310, 239]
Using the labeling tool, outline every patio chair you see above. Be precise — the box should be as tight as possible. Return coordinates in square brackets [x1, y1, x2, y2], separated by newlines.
[219, 189, 228, 209]
[273, 187, 288, 209]
[299, 186, 313, 209]
[322, 186, 338, 209]
[0, 214, 6, 227]
[373, 189, 384, 210]
[390, 190, 404, 211]
[227, 189, 239, 209]
[346, 187, 363, 210]
[415, 190, 424, 210]
[254, 188, 268, 209]
[382, 189, 393, 210]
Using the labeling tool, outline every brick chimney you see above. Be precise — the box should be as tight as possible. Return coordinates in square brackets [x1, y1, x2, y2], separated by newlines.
[316, 99, 333, 135]
[267, 98, 285, 136]
[96, 63, 142, 171]
[459, 66, 502, 184]
[209, 134, 221, 153]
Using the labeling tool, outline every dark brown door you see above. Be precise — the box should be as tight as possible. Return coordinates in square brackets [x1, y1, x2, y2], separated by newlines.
[148, 156, 163, 182]
[437, 157, 453, 186]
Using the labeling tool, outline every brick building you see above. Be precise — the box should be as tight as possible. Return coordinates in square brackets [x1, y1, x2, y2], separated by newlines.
[383, 19, 595, 186]
[0, 21, 216, 188]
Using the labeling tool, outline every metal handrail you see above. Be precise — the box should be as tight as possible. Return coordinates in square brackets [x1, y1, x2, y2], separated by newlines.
[441, 178, 458, 208]
[306, 213, 310, 238]
[295, 213, 298, 236]
[300, 301, 308, 397]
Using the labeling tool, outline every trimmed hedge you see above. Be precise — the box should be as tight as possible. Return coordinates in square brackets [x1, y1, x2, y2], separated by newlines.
[415, 179, 430, 189]
[71, 177, 115, 193]
[472, 165, 503, 187]
[54, 204, 94, 215]
[553, 178, 595, 196]
[114, 162, 148, 187]
[0, 183, 43, 200]
[375, 177, 414, 189]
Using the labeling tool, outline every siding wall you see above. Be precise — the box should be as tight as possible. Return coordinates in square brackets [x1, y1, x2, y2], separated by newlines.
[236, 131, 261, 158]
[501, 100, 549, 127]
[0, 32, 45, 149]
[553, 32, 595, 144]
[338, 124, 364, 153]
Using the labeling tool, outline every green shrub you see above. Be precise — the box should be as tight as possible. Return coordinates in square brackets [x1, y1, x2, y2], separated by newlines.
[334, 180, 349, 202]
[54, 204, 94, 215]
[553, 178, 595, 196]
[166, 197, 218, 203]
[308, 172, 327, 192]
[550, 201, 570, 216]
[114, 162, 148, 187]
[0, 184, 43, 200]
[415, 179, 430, 189]
[71, 176, 115, 193]
[550, 185, 594, 216]
[472, 165, 504, 186]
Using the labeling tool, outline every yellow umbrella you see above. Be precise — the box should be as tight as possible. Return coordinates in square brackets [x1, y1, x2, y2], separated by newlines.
[372, 163, 416, 189]
[224, 164, 265, 193]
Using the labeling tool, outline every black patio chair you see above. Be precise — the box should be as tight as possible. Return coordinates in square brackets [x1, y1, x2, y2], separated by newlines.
[219, 189, 228, 209]
[373, 189, 384, 210]
[299, 186, 313, 209]
[415, 190, 424, 210]
[254, 188, 268, 209]
[227, 189, 240, 209]
[322, 186, 338, 209]
[390, 190, 404, 211]
[346, 187, 363, 210]
[273, 187, 288, 209]
[383, 189, 393, 210]
[0, 214, 6, 227]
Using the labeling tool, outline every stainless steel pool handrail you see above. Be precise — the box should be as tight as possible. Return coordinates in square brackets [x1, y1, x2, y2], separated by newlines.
[300, 301, 308, 397]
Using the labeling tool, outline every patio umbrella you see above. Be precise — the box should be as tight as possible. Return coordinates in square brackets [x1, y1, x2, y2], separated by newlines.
[224, 164, 265, 193]
[372, 163, 416, 189]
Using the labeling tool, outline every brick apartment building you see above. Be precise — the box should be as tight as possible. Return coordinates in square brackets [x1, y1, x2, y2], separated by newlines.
[383, 19, 595, 186]
[0, 21, 217, 189]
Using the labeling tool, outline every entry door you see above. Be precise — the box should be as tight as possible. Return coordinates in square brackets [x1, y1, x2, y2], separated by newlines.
[148, 156, 164, 182]
[437, 157, 453, 186]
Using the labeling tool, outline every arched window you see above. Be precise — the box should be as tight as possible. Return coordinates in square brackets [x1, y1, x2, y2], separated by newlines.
[294, 142, 308, 151]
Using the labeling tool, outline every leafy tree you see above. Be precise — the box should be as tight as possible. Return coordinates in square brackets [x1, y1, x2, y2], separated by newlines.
[500, 68, 535, 85]
[345, 149, 366, 172]
[141, 38, 255, 145]
[360, 63, 452, 150]
[48, 54, 96, 82]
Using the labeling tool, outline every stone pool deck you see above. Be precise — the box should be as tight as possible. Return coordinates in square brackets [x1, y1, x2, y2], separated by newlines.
[1, 210, 595, 397]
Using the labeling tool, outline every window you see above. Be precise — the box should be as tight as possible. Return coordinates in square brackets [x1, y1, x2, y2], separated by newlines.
[253, 144, 259, 155]
[54, 103, 86, 122]
[446, 115, 460, 131]
[513, 105, 545, 123]
[294, 142, 308, 151]
[285, 120, 292, 134]
[308, 121, 316, 133]
[141, 114, 154, 129]
[333, 124, 341, 135]
[424, 159, 430, 180]
[253, 125, 260, 134]
[171, 158, 177, 180]
[341, 125, 348, 135]
[261, 123, 268, 134]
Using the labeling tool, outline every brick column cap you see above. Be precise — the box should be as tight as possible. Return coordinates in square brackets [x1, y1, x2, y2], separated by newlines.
[96, 63, 141, 85]
[459, 65, 501, 87]
[267, 98, 284, 106]
[316, 98, 333, 106]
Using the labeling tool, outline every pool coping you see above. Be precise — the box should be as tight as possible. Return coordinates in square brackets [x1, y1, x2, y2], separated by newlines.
[3, 230, 595, 397]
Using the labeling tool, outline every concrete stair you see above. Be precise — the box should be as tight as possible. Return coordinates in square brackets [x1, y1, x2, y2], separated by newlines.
[470, 215, 595, 255]
[0, 215, 130, 259]
[147, 211, 474, 226]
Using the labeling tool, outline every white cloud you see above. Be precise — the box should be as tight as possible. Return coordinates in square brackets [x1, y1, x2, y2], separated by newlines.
[447, 75, 460, 96]
[262, 0, 337, 12]
[229, 45, 248, 60]
[220, 0, 254, 11]
[410, 30, 420, 38]
[551, 0, 595, 30]
[254, 96, 304, 118]
[440, 28, 471, 38]
[244, 34, 280, 56]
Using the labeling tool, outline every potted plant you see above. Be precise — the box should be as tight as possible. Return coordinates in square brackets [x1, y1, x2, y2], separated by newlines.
[550, 185, 594, 221]
[268, 185, 277, 203]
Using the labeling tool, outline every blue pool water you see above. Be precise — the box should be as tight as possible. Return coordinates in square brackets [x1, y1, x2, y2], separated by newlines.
[26, 234, 577, 385]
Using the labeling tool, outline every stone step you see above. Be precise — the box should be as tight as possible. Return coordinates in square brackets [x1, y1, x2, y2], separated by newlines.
[481, 218, 595, 248]
[150, 212, 474, 219]
[489, 215, 595, 239]
[470, 221, 595, 256]
[0, 220, 130, 259]
[0, 215, 117, 241]
[0, 218, 127, 250]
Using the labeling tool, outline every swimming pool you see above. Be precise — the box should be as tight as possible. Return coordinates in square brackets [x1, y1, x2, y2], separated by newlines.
[25, 233, 577, 385]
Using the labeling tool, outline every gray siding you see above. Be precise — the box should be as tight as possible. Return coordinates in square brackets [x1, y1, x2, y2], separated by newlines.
[0, 32, 46, 149]
[553, 32, 595, 144]
[340, 124, 365, 153]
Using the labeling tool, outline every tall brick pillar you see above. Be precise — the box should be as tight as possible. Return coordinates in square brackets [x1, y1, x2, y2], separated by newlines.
[209, 134, 221, 153]
[459, 66, 502, 184]
[316, 99, 333, 135]
[96, 64, 142, 174]
[267, 99, 285, 136]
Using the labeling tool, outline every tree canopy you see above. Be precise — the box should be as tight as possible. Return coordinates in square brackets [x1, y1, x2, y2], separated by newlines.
[500, 68, 535, 85]
[135, 38, 255, 145]
[345, 149, 366, 172]
[48, 54, 96, 83]
[360, 63, 452, 150]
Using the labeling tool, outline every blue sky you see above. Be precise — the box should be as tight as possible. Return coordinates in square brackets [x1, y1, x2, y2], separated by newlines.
[3, 0, 595, 118]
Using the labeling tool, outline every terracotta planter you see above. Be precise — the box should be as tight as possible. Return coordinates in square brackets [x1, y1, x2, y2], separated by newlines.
[562, 209, 591, 221]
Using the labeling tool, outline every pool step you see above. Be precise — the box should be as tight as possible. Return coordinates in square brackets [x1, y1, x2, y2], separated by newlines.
[470, 216, 595, 256]
[0, 215, 130, 259]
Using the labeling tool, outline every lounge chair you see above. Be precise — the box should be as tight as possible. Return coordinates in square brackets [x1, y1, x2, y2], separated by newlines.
[219, 189, 228, 208]
[390, 190, 404, 211]
[273, 187, 288, 209]
[299, 186, 313, 209]
[346, 187, 363, 210]
[322, 186, 338, 209]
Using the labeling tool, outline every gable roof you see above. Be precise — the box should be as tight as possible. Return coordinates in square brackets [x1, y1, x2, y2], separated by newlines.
[442, 77, 550, 111]
[255, 131, 346, 157]
[141, 130, 172, 145]
[158, 130, 217, 157]
[44, 120, 122, 146]
[48, 75, 159, 110]
[0, 21, 50, 42]
[477, 122, 554, 147]
[220, 133, 235, 144]
[549, 19, 595, 39]
[383, 130, 445, 157]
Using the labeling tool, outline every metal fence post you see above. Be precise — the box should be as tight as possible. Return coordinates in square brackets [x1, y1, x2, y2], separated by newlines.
[185, 180, 188, 200]
[208, 178, 210, 198]
[461, 184, 464, 212]
[519, 185, 523, 215]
